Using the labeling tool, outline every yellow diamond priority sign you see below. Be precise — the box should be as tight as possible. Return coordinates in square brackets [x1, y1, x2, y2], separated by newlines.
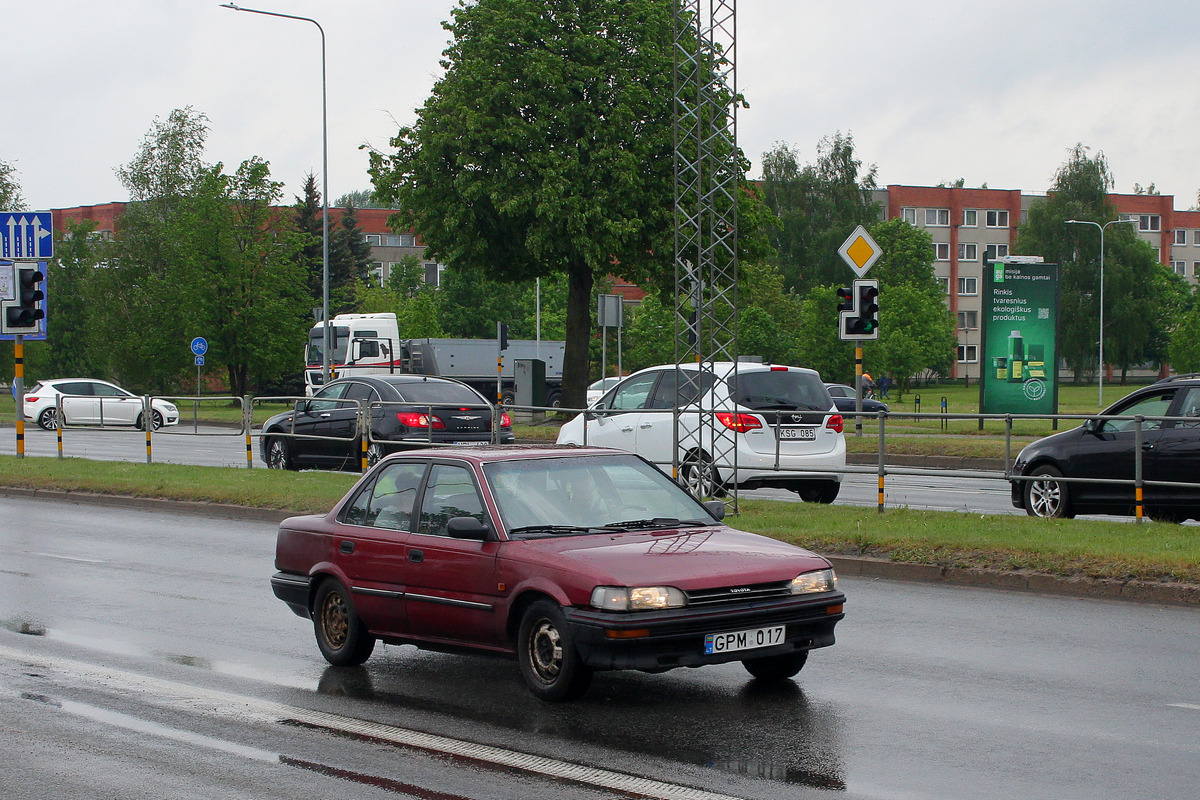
[838, 225, 882, 277]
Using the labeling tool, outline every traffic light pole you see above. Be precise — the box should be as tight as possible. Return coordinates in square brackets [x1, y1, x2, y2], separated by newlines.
[13, 334, 24, 458]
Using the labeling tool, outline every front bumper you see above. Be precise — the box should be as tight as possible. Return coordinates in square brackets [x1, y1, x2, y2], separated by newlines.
[564, 592, 845, 671]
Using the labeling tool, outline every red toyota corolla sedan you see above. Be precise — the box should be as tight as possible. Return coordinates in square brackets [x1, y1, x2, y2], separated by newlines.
[271, 445, 846, 701]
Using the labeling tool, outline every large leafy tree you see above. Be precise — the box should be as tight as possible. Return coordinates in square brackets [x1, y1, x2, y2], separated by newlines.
[1016, 144, 1176, 382]
[0, 159, 25, 210]
[368, 0, 689, 407]
[759, 134, 880, 293]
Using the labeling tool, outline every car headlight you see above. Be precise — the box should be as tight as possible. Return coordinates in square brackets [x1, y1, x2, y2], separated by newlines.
[790, 569, 837, 594]
[590, 586, 687, 611]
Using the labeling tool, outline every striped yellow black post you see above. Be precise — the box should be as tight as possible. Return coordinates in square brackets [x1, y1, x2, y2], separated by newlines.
[14, 338, 24, 458]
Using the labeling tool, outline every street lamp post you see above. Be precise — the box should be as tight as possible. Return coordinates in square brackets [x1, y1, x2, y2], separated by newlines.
[1065, 217, 1137, 407]
[221, 3, 331, 386]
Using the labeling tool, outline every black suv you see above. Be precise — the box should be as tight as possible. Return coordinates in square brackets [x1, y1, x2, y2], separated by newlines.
[260, 375, 514, 471]
[1011, 375, 1200, 522]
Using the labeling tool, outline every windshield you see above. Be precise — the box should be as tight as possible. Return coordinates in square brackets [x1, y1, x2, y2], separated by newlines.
[732, 371, 831, 412]
[483, 454, 715, 536]
[392, 381, 486, 405]
[306, 326, 349, 367]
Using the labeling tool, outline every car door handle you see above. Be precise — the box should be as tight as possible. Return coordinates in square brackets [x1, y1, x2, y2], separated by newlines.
[319, 413, 331, 418]
[1142, 442, 1154, 451]
[409, 549, 424, 564]
[638, 422, 653, 429]
[620, 426, 634, 433]
[339, 540, 355, 554]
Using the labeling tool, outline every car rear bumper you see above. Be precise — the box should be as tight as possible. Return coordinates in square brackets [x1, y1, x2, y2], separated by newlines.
[271, 571, 312, 618]
[563, 593, 844, 672]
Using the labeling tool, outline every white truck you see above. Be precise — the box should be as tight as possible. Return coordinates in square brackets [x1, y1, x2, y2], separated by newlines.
[304, 313, 566, 406]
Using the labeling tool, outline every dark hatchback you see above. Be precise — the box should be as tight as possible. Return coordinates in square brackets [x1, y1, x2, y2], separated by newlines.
[1011, 375, 1200, 522]
[271, 445, 845, 701]
[824, 383, 889, 415]
[260, 375, 514, 471]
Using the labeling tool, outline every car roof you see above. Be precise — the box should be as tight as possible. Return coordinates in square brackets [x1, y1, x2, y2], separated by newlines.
[376, 443, 629, 467]
[630, 362, 821, 379]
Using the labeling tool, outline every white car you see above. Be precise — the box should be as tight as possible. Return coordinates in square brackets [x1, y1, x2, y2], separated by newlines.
[557, 362, 845, 502]
[22, 378, 180, 431]
[585, 376, 623, 407]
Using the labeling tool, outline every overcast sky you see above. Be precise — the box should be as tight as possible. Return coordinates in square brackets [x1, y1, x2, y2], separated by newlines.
[5, 0, 1199, 212]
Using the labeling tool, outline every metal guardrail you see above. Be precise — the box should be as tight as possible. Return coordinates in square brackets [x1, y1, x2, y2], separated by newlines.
[24, 395, 1200, 522]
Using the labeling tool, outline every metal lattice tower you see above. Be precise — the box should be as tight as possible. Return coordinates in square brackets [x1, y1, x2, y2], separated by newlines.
[673, 0, 739, 503]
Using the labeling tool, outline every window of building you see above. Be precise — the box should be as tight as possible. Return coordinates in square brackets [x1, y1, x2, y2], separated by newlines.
[958, 242, 978, 261]
[1194, 262, 1200, 278]
[1171, 261, 1187, 276]
[400, 233, 416, 247]
[1175, 229, 1188, 246]
[958, 277, 978, 295]
[936, 276, 950, 294]
[984, 243, 1009, 260]
[985, 210, 1009, 228]
[1139, 215, 1161, 232]
[383, 234, 400, 247]
[1194, 231, 1200, 246]
[957, 310, 978, 330]
[925, 208, 950, 227]
[424, 262, 445, 287]
[901, 207, 916, 225]
[370, 262, 384, 286]
[957, 345, 978, 363]
[934, 242, 951, 261]
[962, 209, 977, 227]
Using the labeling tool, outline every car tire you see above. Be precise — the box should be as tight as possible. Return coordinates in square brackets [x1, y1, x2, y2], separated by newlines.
[795, 481, 840, 504]
[517, 599, 593, 702]
[681, 450, 724, 499]
[1024, 465, 1074, 519]
[742, 651, 808, 681]
[313, 579, 375, 667]
[501, 389, 517, 406]
[265, 436, 295, 470]
[365, 442, 387, 468]
[135, 410, 164, 431]
[36, 408, 58, 431]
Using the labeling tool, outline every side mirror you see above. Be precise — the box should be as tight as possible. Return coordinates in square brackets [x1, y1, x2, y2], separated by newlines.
[703, 500, 726, 521]
[447, 516, 491, 541]
[294, 399, 310, 414]
[1083, 418, 1100, 433]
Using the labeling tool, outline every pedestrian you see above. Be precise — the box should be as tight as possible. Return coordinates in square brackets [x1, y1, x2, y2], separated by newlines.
[861, 371, 874, 398]
[879, 374, 892, 399]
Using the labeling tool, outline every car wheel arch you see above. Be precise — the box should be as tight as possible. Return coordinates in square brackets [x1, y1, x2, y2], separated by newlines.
[505, 587, 572, 643]
[306, 566, 356, 615]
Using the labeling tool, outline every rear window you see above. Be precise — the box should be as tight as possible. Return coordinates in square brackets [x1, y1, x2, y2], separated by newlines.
[392, 381, 486, 405]
[731, 371, 831, 412]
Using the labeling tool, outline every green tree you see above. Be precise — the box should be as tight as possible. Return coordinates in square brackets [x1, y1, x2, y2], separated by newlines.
[0, 159, 26, 210]
[328, 204, 373, 313]
[292, 173, 324, 304]
[37, 221, 113, 379]
[1016, 144, 1175, 382]
[368, 0, 699, 407]
[759, 133, 880, 293]
[1168, 291, 1200, 372]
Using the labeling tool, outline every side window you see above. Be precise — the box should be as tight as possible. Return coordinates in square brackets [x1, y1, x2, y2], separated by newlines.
[1103, 391, 1175, 433]
[309, 382, 350, 412]
[342, 381, 377, 410]
[417, 464, 487, 537]
[60, 382, 94, 396]
[92, 383, 128, 397]
[648, 370, 713, 409]
[607, 373, 659, 411]
[355, 462, 427, 529]
[1172, 387, 1200, 428]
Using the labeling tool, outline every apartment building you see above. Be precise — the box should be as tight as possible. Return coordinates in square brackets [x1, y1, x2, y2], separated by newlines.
[878, 186, 1200, 380]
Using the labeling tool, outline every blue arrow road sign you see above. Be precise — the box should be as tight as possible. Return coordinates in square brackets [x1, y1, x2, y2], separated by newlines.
[190, 337, 208, 356]
[0, 212, 54, 260]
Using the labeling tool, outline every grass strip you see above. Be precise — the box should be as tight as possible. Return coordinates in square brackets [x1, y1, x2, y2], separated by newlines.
[1, 454, 1195, 586]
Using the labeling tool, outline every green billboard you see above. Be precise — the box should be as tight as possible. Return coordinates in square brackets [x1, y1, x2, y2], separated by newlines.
[978, 257, 1060, 415]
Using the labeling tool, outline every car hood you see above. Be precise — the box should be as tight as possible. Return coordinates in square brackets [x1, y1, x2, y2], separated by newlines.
[508, 525, 831, 589]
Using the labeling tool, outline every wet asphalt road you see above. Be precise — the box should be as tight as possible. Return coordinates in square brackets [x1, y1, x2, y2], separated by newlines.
[2, 495, 1199, 799]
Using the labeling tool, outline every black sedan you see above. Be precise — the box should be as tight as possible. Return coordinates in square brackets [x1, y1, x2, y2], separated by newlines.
[824, 383, 889, 415]
[1011, 376, 1200, 522]
[260, 375, 514, 471]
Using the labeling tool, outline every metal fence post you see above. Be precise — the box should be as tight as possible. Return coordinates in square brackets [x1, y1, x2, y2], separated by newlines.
[143, 395, 152, 464]
[1134, 416, 1144, 523]
[877, 410, 886, 513]
[244, 396, 254, 469]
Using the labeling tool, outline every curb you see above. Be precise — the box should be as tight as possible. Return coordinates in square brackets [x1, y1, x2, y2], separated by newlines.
[5, 486, 1197, 608]
[847, 453, 1007, 471]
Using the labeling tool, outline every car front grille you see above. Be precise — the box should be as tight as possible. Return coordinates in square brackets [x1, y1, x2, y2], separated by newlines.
[684, 579, 793, 607]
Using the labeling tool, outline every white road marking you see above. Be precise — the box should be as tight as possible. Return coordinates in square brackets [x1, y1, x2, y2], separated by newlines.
[1, 645, 742, 800]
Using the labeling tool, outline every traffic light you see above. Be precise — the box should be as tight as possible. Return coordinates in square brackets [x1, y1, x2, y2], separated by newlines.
[855, 281, 879, 336]
[498, 322, 509, 351]
[838, 279, 879, 340]
[2, 264, 45, 335]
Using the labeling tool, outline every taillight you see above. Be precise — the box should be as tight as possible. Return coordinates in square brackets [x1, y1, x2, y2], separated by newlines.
[499, 412, 512, 428]
[716, 412, 763, 433]
[826, 415, 844, 434]
[396, 412, 445, 429]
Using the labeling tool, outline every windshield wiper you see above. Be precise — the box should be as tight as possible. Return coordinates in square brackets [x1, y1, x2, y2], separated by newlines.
[507, 524, 613, 537]
[603, 518, 709, 531]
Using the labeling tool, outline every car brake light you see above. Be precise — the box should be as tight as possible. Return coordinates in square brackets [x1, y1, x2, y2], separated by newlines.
[499, 411, 512, 428]
[396, 412, 445, 429]
[826, 415, 844, 434]
[770, 366, 788, 371]
[716, 412, 762, 432]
